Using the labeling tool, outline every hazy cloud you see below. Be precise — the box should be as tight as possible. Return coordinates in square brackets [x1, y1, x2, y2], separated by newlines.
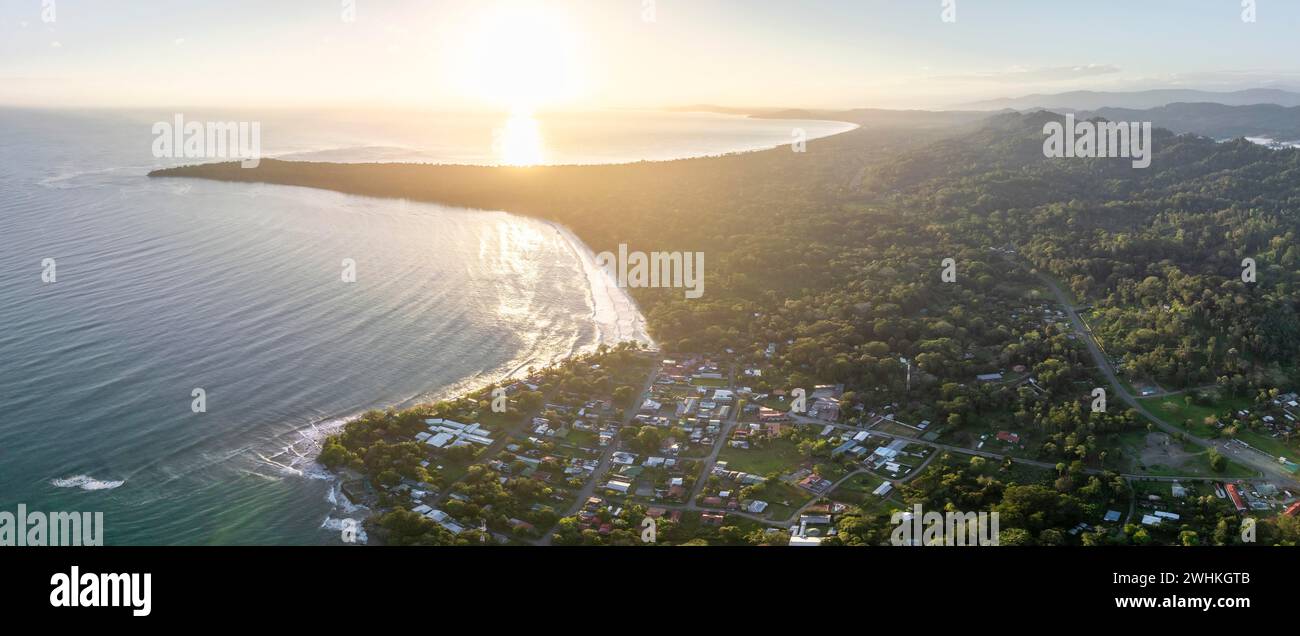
[935, 64, 1121, 84]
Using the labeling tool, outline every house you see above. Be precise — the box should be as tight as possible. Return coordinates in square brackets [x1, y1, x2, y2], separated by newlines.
[995, 431, 1020, 444]
[1226, 484, 1247, 513]
[1103, 510, 1122, 522]
[700, 512, 725, 526]
[788, 535, 822, 546]
[798, 474, 833, 494]
[872, 482, 893, 497]
[424, 509, 466, 534]
[870, 439, 907, 466]
[1284, 502, 1300, 517]
[423, 418, 493, 448]
[976, 373, 1004, 382]
[746, 500, 768, 514]
[1140, 514, 1161, 527]
[831, 440, 859, 457]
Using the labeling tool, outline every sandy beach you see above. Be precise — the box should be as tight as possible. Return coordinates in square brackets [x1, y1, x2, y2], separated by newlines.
[550, 222, 657, 351]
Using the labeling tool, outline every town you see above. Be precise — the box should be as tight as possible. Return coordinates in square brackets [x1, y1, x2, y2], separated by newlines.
[321, 322, 1300, 546]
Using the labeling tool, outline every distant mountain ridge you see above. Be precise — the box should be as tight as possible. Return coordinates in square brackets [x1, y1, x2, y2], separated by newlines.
[1079, 102, 1300, 142]
[960, 88, 1300, 111]
[668, 104, 999, 128]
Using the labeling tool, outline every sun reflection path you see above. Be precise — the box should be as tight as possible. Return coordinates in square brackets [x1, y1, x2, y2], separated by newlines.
[494, 111, 545, 166]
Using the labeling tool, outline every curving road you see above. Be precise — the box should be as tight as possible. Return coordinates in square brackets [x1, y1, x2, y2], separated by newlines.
[1003, 252, 1300, 489]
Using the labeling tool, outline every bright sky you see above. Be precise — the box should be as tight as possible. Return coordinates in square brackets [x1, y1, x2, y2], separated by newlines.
[2, 0, 1299, 110]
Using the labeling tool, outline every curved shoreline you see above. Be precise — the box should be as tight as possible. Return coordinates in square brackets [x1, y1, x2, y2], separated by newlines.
[548, 221, 656, 351]
[286, 218, 655, 530]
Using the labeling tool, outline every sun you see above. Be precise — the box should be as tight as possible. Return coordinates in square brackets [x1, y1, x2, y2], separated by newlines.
[450, 4, 586, 113]
[495, 111, 545, 166]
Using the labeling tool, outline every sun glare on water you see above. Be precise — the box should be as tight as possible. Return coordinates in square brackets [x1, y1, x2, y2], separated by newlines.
[496, 110, 545, 166]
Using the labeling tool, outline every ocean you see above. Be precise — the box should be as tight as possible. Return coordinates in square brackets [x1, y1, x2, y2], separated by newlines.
[0, 107, 854, 544]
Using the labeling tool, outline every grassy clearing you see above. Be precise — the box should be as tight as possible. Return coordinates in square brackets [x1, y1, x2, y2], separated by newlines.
[718, 439, 807, 477]
[690, 377, 730, 388]
[1139, 395, 1252, 438]
[828, 472, 886, 505]
[1233, 430, 1296, 462]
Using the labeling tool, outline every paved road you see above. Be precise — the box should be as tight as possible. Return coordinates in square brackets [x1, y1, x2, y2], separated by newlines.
[1001, 252, 1300, 489]
[786, 412, 1248, 484]
[687, 365, 740, 503]
[535, 363, 660, 545]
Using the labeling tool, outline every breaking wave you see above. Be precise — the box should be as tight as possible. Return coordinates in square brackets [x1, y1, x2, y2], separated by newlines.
[50, 475, 125, 491]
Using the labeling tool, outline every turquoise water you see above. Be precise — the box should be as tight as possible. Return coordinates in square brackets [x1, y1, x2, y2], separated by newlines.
[0, 108, 852, 544]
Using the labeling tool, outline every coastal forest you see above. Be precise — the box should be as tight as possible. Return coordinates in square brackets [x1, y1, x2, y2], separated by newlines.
[154, 109, 1300, 545]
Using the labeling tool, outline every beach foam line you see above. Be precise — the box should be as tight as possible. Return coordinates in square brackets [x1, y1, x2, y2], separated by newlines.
[320, 515, 369, 544]
[50, 475, 125, 491]
[548, 221, 655, 349]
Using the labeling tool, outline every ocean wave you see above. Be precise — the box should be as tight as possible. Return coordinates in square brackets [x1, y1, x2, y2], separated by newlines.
[38, 165, 150, 190]
[50, 475, 125, 491]
[326, 482, 369, 515]
[320, 515, 368, 544]
[547, 221, 655, 349]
